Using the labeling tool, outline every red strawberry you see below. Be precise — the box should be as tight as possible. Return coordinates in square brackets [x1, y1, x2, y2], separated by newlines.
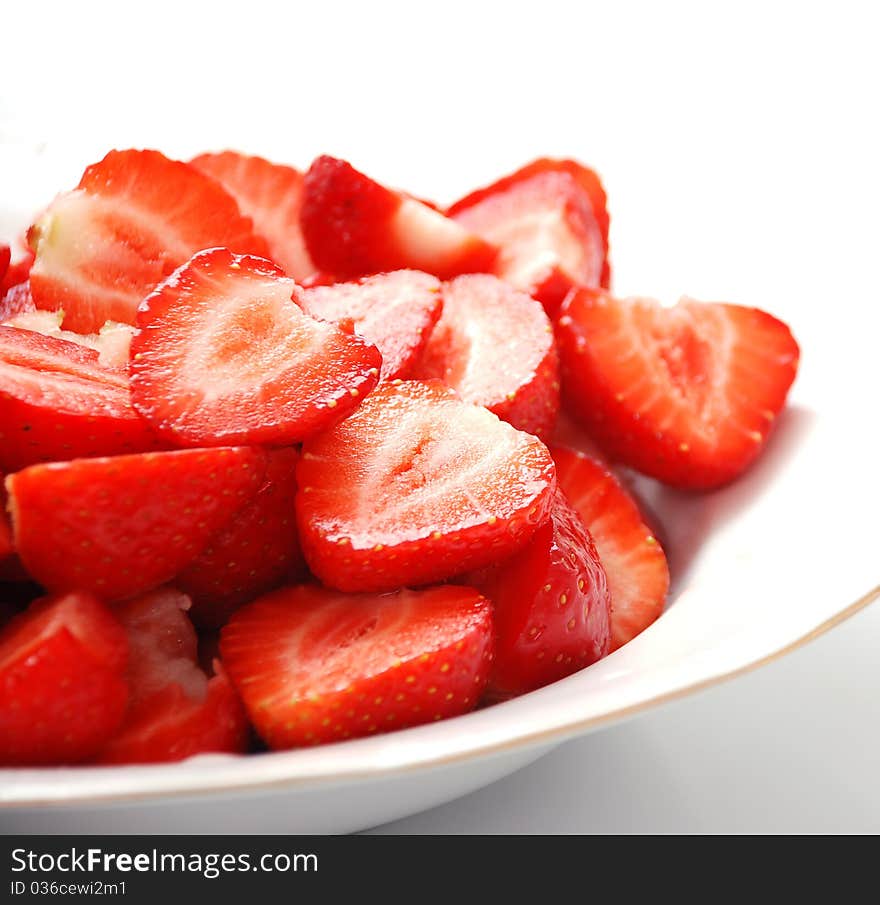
[129, 248, 382, 448]
[177, 447, 307, 629]
[470, 487, 610, 697]
[0, 326, 162, 472]
[296, 380, 556, 592]
[6, 446, 267, 601]
[94, 587, 249, 763]
[28, 149, 270, 333]
[190, 150, 316, 281]
[0, 245, 33, 299]
[414, 274, 560, 438]
[0, 591, 128, 765]
[220, 583, 493, 748]
[556, 289, 800, 489]
[0, 473, 12, 563]
[300, 156, 497, 281]
[551, 445, 670, 651]
[448, 158, 610, 315]
[0, 281, 36, 321]
[0, 245, 8, 284]
[294, 270, 443, 381]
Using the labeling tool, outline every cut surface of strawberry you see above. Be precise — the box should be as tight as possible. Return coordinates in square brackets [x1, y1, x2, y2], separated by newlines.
[556, 289, 800, 489]
[0, 280, 35, 321]
[6, 446, 267, 601]
[414, 274, 559, 437]
[294, 269, 443, 381]
[0, 246, 34, 299]
[220, 583, 493, 748]
[28, 149, 269, 333]
[300, 156, 497, 281]
[0, 591, 128, 765]
[129, 248, 382, 447]
[191, 150, 315, 281]
[296, 380, 556, 592]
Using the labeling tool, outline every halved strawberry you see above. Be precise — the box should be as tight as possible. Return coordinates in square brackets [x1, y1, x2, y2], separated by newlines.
[294, 270, 443, 381]
[448, 158, 610, 315]
[190, 150, 316, 281]
[220, 583, 493, 748]
[129, 248, 382, 447]
[28, 149, 269, 333]
[0, 591, 128, 765]
[0, 281, 35, 321]
[95, 587, 249, 764]
[414, 274, 560, 438]
[6, 446, 267, 601]
[556, 289, 800, 489]
[296, 380, 556, 592]
[300, 156, 497, 281]
[177, 448, 307, 629]
[0, 326, 162, 472]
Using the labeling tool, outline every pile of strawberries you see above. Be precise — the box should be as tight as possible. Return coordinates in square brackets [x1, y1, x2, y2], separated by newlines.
[0, 149, 799, 766]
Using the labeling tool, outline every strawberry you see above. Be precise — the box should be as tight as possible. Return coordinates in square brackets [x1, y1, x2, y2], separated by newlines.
[294, 270, 443, 381]
[556, 289, 800, 489]
[0, 245, 8, 284]
[551, 445, 670, 651]
[414, 274, 560, 438]
[300, 156, 497, 281]
[0, 325, 162, 472]
[220, 583, 493, 748]
[0, 591, 128, 765]
[177, 447, 307, 629]
[469, 486, 610, 697]
[190, 150, 316, 281]
[6, 446, 267, 601]
[129, 248, 382, 447]
[28, 149, 270, 333]
[0, 476, 13, 563]
[0, 281, 35, 321]
[448, 158, 610, 315]
[94, 587, 249, 764]
[0, 245, 33, 299]
[296, 380, 556, 592]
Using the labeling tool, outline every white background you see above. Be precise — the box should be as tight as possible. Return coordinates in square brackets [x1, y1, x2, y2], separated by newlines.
[2, 1, 878, 833]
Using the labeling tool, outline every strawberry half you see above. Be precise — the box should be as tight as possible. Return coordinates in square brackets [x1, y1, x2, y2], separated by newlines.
[448, 158, 610, 315]
[300, 156, 497, 281]
[6, 446, 267, 601]
[551, 446, 669, 650]
[296, 380, 556, 592]
[294, 269, 443, 381]
[190, 150, 316, 281]
[28, 149, 269, 333]
[0, 591, 128, 765]
[129, 248, 382, 447]
[220, 583, 493, 748]
[414, 274, 560, 438]
[556, 289, 800, 489]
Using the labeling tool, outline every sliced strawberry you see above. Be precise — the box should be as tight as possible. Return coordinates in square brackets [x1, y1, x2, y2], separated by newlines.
[0, 280, 35, 321]
[220, 583, 493, 748]
[551, 446, 669, 651]
[300, 156, 497, 281]
[177, 448, 307, 629]
[129, 248, 381, 447]
[296, 380, 556, 592]
[190, 150, 315, 281]
[0, 326, 162, 472]
[294, 270, 443, 381]
[0, 591, 128, 765]
[556, 289, 800, 489]
[6, 446, 267, 601]
[448, 158, 609, 315]
[414, 274, 560, 438]
[0, 246, 34, 299]
[28, 149, 270, 333]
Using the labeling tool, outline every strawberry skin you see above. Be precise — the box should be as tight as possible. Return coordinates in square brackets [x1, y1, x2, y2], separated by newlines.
[130, 248, 382, 447]
[296, 380, 556, 592]
[294, 269, 443, 381]
[300, 156, 497, 281]
[28, 149, 270, 333]
[556, 289, 800, 489]
[220, 583, 493, 748]
[414, 274, 560, 438]
[0, 591, 128, 765]
[6, 446, 267, 601]
[0, 245, 33, 301]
